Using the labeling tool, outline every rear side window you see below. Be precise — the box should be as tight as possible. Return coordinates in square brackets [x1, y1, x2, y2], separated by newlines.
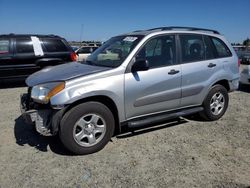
[0, 39, 10, 54]
[211, 37, 232, 58]
[180, 34, 205, 63]
[16, 37, 34, 54]
[42, 38, 68, 52]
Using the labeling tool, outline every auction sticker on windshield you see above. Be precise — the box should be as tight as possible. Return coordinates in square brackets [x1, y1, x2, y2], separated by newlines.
[123, 36, 138, 42]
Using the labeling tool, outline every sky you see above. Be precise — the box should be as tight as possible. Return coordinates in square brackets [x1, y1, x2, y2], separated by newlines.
[0, 0, 249, 43]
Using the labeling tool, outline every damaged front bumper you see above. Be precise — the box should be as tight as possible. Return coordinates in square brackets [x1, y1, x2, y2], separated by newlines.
[20, 93, 64, 136]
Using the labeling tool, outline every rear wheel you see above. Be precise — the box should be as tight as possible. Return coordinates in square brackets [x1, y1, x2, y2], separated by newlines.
[60, 102, 115, 155]
[200, 85, 229, 121]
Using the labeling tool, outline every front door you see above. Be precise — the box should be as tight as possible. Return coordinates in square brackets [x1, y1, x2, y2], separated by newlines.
[124, 34, 182, 119]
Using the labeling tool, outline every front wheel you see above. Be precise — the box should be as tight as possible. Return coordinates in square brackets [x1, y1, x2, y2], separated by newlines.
[200, 85, 229, 121]
[60, 102, 115, 155]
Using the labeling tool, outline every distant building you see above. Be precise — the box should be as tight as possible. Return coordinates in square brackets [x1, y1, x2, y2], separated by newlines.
[69, 41, 102, 48]
[232, 45, 248, 51]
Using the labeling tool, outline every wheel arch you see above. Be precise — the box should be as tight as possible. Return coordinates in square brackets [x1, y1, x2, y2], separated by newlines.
[62, 95, 120, 135]
[200, 79, 230, 106]
[211, 79, 230, 91]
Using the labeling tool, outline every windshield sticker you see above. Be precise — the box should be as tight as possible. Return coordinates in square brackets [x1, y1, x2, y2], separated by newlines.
[31, 36, 44, 56]
[123, 36, 138, 42]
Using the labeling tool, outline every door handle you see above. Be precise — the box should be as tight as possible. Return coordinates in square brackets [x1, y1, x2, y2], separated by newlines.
[208, 63, 216, 68]
[168, 69, 180, 75]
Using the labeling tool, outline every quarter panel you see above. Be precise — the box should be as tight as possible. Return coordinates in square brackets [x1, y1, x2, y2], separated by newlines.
[181, 59, 234, 107]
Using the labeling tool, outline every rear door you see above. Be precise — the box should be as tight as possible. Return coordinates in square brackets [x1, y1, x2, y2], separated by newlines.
[13, 36, 41, 77]
[179, 34, 220, 107]
[124, 34, 182, 119]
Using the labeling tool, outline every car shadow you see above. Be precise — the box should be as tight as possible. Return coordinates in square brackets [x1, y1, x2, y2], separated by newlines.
[14, 116, 73, 156]
[0, 79, 27, 89]
[14, 116, 190, 155]
[239, 84, 250, 93]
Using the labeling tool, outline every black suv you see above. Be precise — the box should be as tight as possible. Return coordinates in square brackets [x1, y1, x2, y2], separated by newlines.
[0, 34, 77, 80]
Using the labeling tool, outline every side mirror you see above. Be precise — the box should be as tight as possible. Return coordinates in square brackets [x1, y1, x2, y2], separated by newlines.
[131, 59, 149, 72]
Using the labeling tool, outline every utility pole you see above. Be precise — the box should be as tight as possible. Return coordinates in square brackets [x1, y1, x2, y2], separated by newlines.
[80, 24, 84, 43]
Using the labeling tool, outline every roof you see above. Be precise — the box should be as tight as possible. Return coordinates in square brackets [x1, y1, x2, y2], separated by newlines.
[0, 34, 61, 38]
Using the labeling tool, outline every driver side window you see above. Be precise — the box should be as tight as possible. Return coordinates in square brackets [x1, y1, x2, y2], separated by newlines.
[136, 35, 176, 69]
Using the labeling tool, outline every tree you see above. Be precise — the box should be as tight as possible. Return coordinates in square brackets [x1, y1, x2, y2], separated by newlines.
[243, 38, 250, 48]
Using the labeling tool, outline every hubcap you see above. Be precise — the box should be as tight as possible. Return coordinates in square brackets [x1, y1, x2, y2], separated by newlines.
[210, 92, 225, 116]
[73, 114, 106, 147]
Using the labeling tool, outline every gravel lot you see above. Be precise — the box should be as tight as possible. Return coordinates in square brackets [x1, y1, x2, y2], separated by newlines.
[0, 83, 250, 188]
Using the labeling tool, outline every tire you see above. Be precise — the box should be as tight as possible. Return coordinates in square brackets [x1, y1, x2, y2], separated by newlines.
[60, 102, 115, 155]
[200, 85, 229, 121]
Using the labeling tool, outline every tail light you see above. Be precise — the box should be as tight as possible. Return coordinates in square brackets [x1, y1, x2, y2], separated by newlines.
[70, 52, 77, 61]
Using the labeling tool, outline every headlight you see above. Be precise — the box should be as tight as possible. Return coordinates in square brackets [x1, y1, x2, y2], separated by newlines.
[31, 82, 65, 104]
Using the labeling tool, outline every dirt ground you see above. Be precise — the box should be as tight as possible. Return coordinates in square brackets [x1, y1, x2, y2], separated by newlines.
[0, 82, 249, 188]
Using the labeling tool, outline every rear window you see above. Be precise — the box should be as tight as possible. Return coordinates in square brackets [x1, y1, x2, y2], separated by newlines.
[0, 39, 10, 54]
[16, 37, 34, 54]
[41, 38, 68, 52]
[210, 37, 232, 58]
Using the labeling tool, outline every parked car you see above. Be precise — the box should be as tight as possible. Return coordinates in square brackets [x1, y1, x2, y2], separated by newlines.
[21, 27, 239, 155]
[75, 46, 98, 62]
[0, 34, 77, 80]
[239, 53, 250, 85]
[71, 46, 79, 51]
[88, 43, 101, 47]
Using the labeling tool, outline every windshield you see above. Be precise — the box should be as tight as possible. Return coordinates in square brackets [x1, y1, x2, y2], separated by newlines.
[85, 35, 143, 68]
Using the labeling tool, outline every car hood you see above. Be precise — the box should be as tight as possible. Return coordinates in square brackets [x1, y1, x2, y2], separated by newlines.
[26, 62, 111, 86]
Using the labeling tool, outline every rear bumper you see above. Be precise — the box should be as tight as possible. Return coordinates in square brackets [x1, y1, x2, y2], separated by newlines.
[20, 93, 64, 136]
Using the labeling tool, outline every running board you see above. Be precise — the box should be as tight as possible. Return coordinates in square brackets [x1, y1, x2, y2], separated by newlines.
[127, 106, 203, 129]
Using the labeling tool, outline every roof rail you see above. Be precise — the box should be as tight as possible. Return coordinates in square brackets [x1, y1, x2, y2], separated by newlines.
[147, 26, 220, 34]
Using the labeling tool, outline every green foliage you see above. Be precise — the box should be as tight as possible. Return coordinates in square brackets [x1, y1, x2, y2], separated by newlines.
[243, 38, 250, 47]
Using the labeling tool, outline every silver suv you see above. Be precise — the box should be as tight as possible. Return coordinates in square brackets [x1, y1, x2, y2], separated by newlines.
[21, 27, 239, 155]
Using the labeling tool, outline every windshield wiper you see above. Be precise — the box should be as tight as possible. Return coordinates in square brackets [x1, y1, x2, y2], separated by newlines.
[84, 60, 115, 68]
